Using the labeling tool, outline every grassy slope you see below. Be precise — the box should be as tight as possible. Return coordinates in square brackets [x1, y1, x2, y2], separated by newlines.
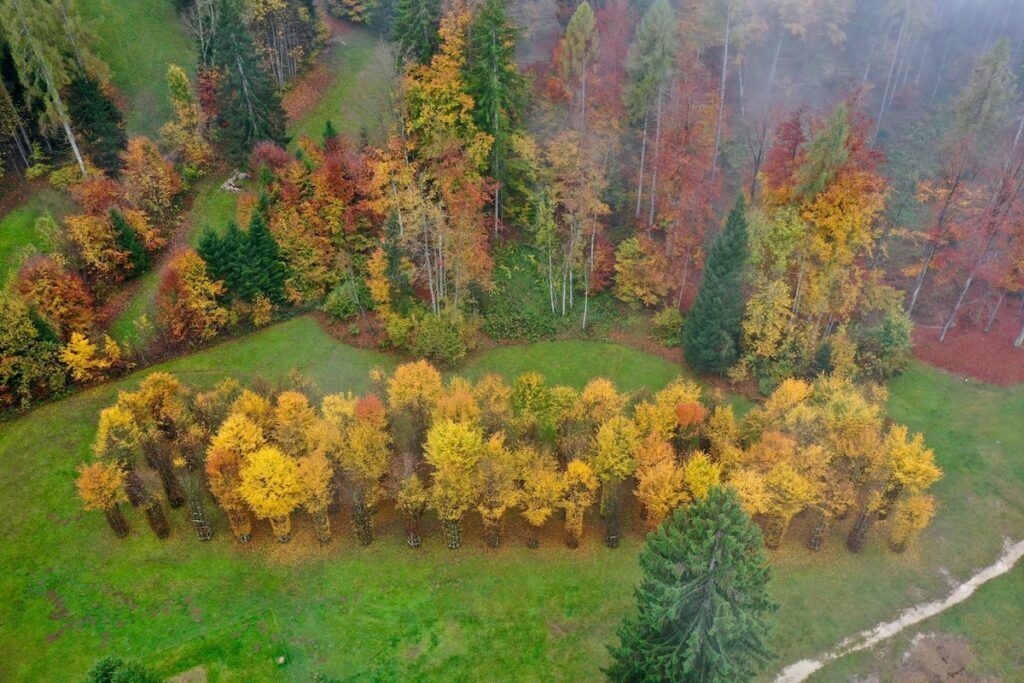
[0, 187, 75, 283]
[79, 0, 195, 137]
[286, 28, 390, 144]
[2, 318, 1023, 681]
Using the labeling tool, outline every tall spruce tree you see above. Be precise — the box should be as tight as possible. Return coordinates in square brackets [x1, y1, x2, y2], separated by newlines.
[209, 0, 287, 163]
[465, 0, 527, 231]
[392, 0, 442, 64]
[110, 209, 147, 273]
[67, 70, 126, 174]
[607, 487, 774, 682]
[246, 209, 286, 303]
[682, 195, 748, 374]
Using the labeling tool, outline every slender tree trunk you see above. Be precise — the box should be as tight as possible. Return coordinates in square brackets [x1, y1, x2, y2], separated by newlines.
[1015, 318, 1024, 348]
[312, 510, 331, 543]
[269, 514, 292, 543]
[227, 507, 252, 542]
[444, 518, 462, 550]
[985, 288, 1007, 333]
[350, 497, 374, 546]
[872, 9, 910, 147]
[710, 12, 731, 180]
[764, 513, 789, 550]
[402, 508, 423, 547]
[484, 520, 502, 548]
[581, 225, 596, 330]
[105, 505, 130, 538]
[807, 511, 828, 551]
[750, 35, 782, 200]
[875, 480, 904, 520]
[648, 87, 664, 230]
[846, 508, 872, 552]
[188, 495, 213, 541]
[635, 113, 648, 219]
[144, 500, 171, 539]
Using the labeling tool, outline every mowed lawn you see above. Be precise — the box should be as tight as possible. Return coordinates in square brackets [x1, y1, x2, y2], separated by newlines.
[0, 186, 76, 283]
[1, 317, 1023, 680]
[79, 0, 195, 136]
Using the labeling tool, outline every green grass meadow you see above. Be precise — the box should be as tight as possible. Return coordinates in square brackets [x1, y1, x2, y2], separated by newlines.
[0, 186, 76, 284]
[1, 317, 1023, 681]
[79, 0, 195, 137]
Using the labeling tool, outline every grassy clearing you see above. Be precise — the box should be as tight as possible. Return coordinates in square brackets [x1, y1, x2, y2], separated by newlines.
[1, 319, 1022, 681]
[79, 0, 194, 137]
[0, 186, 75, 283]
[286, 28, 393, 144]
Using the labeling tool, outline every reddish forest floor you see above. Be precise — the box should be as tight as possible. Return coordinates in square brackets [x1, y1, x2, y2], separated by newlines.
[912, 312, 1024, 386]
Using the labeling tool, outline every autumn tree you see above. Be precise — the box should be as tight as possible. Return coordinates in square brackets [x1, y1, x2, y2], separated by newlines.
[160, 64, 212, 181]
[590, 415, 640, 547]
[424, 417, 483, 548]
[240, 446, 304, 542]
[683, 195, 749, 374]
[297, 452, 335, 543]
[387, 360, 443, 452]
[206, 414, 265, 542]
[556, 0, 598, 122]
[560, 458, 597, 548]
[76, 461, 129, 538]
[888, 495, 936, 552]
[338, 394, 393, 545]
[157, 249, 228, 346]
[121, 137, 183, 220]
[14, 254, 95, 340]
[474, 433, 521, 547]
[634, 435, 686, 529]
[607, 487, 774, 682]
[519, 447, 564, 547]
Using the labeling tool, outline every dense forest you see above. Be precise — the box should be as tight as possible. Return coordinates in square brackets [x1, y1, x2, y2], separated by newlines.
[1, 0, 1022, 680]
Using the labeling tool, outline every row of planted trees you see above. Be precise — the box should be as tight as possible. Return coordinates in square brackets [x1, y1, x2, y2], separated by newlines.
[78, 361, 941, 554]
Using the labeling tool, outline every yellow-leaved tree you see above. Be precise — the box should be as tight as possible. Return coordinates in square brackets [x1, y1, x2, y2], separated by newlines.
[272, 390, 318, 456]
[519, 448, 565, 548]
[560, 459, 598, 548]
[634, 435, 686, 530]
[239, 446, 304, 542]
[590, 415, 640, 547]
[474, 433, 521, 547]
[424, 418, 484, 549]
[338, 394, 393, 545]
[888, 495, 937, 552]
[76, 461, 129, 538]
[387, 360, 443, 453]
[297, 452, 335, 543]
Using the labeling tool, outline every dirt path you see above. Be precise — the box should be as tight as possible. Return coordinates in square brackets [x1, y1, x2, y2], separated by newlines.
[774, 538, 1024, 682]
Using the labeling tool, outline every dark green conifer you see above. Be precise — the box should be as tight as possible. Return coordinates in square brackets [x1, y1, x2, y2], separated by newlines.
[392, 0, 442, 64]
[66, 71, 127, 174]
[110, 209, 148, 274]
[682, 195, 749, 374]
[209, 0, 287, 163]
[607, 487, 775, 682]
[246, 210, 286, 304]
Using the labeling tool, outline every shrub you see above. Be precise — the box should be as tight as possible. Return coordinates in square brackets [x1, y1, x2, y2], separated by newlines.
[653, 307, 684, 346]
[408, 310, 479, 368]
[854, 307, 912, 382]
[322, 280, 369, 322]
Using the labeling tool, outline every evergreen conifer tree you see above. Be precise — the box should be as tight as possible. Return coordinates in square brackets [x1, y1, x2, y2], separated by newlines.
[209, 0, 287, 163]
[392, 0, 441, 64]
[607, 487, 774, 682]
[246, 210, 286, 303]
[66, 70, 126, 174]
[110, 209, 147, 273]
[682, 196, 749, 374]
[466, 0, 527, 228]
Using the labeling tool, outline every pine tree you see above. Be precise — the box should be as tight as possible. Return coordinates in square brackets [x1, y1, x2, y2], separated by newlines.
[392, 0, 442, 64]
[209, 0, 287, 163]
[607, 487, 775, 682]
[682, 195, 749, 374]
[465, 0, 527, 229]
[246, 209, 287, 303]
[66, 70, 126, 174]
[110, 209, 147, 274]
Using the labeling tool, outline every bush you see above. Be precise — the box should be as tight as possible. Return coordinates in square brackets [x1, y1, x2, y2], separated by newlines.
[653, 308, 684, 346]
[322, 280, 369, 322]
[408, 309, 479, 368]
[854, 307, 912, 381]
